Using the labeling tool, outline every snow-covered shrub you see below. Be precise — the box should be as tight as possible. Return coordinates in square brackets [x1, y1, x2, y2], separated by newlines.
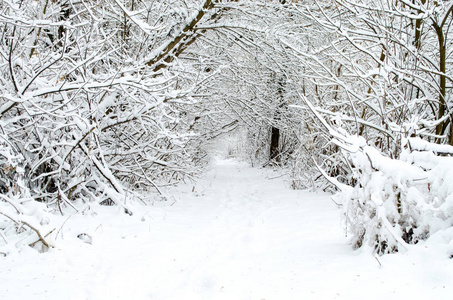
[0, 142, 55, 255]
[335, 137, 453, 254]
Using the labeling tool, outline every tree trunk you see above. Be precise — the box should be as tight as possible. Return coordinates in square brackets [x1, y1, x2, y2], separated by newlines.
[434, 23, 448, 144]
[270, 126, 280, 162]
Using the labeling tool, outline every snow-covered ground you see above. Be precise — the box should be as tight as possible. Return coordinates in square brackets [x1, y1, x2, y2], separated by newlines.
[1, 159, 452, 299]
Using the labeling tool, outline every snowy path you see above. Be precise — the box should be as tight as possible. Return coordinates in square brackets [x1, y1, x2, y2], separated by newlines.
[1, 159, 452, 299]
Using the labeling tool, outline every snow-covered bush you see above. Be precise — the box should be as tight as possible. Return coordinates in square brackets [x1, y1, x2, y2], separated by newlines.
[0, 142, 56, 255]
[334, 136, 453, 254]
[297, 95, 453, 254]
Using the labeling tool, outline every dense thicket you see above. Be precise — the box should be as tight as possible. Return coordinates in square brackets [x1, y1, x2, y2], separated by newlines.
[0, 0, 233, 253]
[278, 0, 453, 253]
[1, 0, 452, 255]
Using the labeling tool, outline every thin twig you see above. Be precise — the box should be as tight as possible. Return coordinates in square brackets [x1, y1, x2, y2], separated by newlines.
[374, 256, 382, 267]
[55, 216, 72, 241]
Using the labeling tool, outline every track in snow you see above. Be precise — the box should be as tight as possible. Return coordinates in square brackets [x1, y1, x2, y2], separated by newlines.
[1, 159, 452, 300]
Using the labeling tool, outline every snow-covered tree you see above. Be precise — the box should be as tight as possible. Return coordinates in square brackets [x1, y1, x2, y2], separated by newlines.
[279, 0, 453, 253]
[0, 0, 244, 254]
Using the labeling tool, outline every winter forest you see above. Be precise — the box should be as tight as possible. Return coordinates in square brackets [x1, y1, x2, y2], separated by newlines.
[1, 0, 453, 298]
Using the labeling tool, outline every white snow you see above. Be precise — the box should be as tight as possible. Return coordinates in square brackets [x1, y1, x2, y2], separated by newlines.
[1, 159, 452, 299]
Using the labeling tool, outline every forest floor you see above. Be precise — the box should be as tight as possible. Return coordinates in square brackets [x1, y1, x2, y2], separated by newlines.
[1, 158, 452, 299]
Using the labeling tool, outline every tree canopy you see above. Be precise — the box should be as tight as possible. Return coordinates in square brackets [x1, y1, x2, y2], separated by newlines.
[1, 0, 453, 255]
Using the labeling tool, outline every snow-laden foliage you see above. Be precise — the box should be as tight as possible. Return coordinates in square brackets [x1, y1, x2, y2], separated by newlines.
[274, 0, 453, 178]
[270, 0, 453, 253]
[303, 98, 453, 253]
[0, 141, 55, 255]
[1, 0, 452, 256]
[331, 136, 453, 254]
[0, 0, 227, 254]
